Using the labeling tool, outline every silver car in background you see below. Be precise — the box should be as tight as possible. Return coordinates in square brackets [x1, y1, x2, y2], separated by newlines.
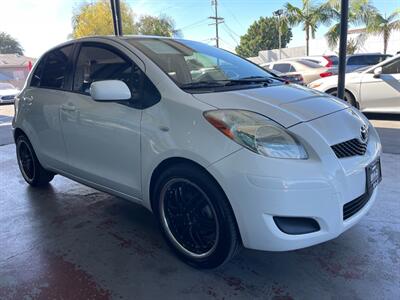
[309, 54, 400, 113]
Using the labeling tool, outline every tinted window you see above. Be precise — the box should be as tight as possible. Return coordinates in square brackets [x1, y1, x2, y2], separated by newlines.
[273, 63, 292, 73]
[40, 45, 73, 89]
[127, 38, 272, 86]
[348, 55, 391, 66]
[73, 44, 160, 107]
[30, 59, 45, 87]
[382, 58, 400, 74]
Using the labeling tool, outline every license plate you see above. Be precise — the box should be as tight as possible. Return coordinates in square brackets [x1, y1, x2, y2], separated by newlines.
[366, 158, 382, 194]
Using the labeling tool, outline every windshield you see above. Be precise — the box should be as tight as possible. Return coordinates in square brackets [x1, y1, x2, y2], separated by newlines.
[0, 83, 15, 90]
[127, 38, 273, 87]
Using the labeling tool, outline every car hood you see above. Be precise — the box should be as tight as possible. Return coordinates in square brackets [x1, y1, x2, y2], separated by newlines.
[0, 88, 19, 96]
[193, 84, 349, 128]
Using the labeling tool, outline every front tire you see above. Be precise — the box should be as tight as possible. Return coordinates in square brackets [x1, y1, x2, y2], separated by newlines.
[16, 135, 54, 186]
[153, 163, 241, 269]
[328, 89, 357, 107]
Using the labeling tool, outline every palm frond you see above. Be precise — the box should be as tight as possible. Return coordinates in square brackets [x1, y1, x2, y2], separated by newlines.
[325, 22, 341, 48]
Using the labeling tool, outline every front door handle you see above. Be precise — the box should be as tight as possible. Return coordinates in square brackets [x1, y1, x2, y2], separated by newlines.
[23, 96, 33, 105]
[61, 104, 76, 112]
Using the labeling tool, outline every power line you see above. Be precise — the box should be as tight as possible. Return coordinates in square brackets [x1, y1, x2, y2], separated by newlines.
[177, 18, 209, 31]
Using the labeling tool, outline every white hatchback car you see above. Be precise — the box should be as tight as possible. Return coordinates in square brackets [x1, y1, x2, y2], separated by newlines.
[13, 36, 382, 268]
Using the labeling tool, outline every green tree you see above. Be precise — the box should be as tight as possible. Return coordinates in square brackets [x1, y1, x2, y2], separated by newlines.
[0, 32, 24, 55]
[71, 0, 137, 38]
[235, 17, 292, 57]
[136, 15, 179, 37]
[284, 0, 331, 55]
[325, 0, 377, 49]
[367, 9, 400, 54]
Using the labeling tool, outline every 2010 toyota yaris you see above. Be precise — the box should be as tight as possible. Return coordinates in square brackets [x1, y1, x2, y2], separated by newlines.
[13, 36, 382, 269]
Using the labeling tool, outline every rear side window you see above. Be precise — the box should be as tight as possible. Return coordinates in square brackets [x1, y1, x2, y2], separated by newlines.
[348, 55, 390, 66]
[273, 63, 292, 73]
[39, 45, 74, 89]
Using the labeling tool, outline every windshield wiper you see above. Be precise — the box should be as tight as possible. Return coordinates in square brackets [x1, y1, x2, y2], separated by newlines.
[223, 76, 274, 86]
[180, 77, 275, 90]
[180, 81, 227, 89]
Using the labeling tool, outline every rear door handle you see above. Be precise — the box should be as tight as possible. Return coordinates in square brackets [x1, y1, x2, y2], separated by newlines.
[61, 104, 76, 112]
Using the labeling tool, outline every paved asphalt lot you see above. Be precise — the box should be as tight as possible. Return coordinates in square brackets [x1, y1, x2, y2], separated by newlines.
[0, 103, 399, 299]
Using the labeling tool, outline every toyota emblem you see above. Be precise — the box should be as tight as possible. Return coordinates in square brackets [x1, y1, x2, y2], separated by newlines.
[360, 125, 369, 143]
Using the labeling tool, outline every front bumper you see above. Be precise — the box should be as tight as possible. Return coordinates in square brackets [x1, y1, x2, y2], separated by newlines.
[207, 109, 381, 251]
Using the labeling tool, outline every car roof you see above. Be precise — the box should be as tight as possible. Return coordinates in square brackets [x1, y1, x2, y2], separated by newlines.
[347, 53, 390, 57]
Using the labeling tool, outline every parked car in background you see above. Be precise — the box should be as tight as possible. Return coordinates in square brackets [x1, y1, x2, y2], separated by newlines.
[309, 54, 400, 114]
[346, 53, 392, 72]
[260, 64, 305, 85]
[13, 36, 382, 268]
[0, 82, 19, 104]
[265, 59, 336, 84]
[301, 55, 339, 67]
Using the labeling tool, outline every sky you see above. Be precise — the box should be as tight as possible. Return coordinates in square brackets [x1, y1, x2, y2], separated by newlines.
[0, 0, 399, 58]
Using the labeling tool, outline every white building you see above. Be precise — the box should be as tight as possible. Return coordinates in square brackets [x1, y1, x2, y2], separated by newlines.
[248, 29, 400, 64]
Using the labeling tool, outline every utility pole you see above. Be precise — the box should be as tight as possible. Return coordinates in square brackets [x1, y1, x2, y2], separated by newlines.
[273, 9, 284, 59]
[110, 0, 123, 36]
[209, 0, 224, 47]
[337, 0, 349, 100]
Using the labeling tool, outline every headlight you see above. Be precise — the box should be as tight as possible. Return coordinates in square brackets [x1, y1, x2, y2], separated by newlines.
[203, 110, 308, 159]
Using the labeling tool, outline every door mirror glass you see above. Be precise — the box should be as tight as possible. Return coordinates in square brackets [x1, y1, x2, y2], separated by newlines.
[90, 80, 131, 101]
[373, 67, 382, 78]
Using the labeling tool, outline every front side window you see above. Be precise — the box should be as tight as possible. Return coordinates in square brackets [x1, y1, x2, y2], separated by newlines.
[73, 44, 160, 107]
[382, 58, 400, 74]
[127, 38, 273, 87]
[39, 45, 73, 89]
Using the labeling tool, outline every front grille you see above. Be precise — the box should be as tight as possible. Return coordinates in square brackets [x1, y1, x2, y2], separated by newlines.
[1, 95, 15, 101]
[343, 192, 371, 220]
[331, 139, 367, 158]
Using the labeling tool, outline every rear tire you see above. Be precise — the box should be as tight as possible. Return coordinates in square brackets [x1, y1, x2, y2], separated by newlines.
[153, 163, 241, 269]
[16, 135, 54, 186]
[328, 89, 357, 107]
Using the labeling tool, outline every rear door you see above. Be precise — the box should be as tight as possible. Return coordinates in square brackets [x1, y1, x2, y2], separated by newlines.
[360, 57, 400, 113]
[21, 44, 74, 169]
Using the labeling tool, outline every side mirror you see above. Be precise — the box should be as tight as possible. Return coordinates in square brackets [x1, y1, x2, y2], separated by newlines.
[373, 67, 382, 78]
[90, 80, 131, 101]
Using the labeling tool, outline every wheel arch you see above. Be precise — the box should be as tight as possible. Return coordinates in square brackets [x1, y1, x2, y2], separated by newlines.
[325, 87, 359, 108]
[148, 156, 243, 243]
[13, 127, 27, 142]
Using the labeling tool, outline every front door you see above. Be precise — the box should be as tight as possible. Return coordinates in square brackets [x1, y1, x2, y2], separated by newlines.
[60, 43, 144, 199]
[360, 57, 400, 113]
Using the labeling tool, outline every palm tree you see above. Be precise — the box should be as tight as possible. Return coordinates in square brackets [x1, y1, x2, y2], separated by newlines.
[367, 9, 400, 54]
[284, 0, 331, 55]
[324, 0, 377, 49]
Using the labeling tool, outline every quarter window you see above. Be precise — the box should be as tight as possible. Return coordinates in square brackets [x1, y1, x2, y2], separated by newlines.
[39, 45, 73, 89]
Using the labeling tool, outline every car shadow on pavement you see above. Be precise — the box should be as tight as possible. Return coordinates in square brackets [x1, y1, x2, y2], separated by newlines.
[6, 175, 394, 299]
